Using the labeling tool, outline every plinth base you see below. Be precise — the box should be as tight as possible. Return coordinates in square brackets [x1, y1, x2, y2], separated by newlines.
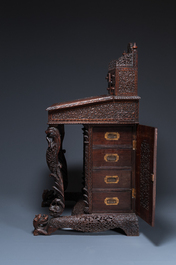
[33, 203, 139, 236]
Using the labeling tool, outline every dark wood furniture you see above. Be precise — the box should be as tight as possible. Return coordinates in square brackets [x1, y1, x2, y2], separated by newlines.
[33, 43, 157, 236]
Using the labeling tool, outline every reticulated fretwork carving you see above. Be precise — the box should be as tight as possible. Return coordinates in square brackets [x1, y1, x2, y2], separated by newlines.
[45, 127, 65, 217]
[49, 101, 139, 124]
[139, 139, 151, 211]
[107, 43, 138, 96]
[33, 211, 139, 236]
[109, 53, 133, 70]
[119, 70, 135, 94]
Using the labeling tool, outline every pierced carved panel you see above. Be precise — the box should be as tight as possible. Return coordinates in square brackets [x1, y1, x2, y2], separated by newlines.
[118, 70, 136, 94]
[108, 53, 133, 70]
[139, 140, 151, 211]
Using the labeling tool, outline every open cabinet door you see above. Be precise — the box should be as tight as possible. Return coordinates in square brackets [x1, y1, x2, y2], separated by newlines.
[135, 125, 157, 226]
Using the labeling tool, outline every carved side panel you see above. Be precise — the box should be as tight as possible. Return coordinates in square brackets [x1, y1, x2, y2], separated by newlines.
[48, 101, 139, 124]
[107, 43, 138, 96]
[136, 125, 157, 226]
[118, 69, 137, 95]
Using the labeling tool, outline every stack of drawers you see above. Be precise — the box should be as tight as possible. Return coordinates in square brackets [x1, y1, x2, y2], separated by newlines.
[91, 126, 135, 213]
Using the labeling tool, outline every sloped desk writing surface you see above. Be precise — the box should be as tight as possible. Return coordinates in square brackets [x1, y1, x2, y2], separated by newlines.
[33, 43, 157, 236]
[46, 95, 140, 125]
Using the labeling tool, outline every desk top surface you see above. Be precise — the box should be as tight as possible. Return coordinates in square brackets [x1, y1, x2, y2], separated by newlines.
[47, 95, 140, 112]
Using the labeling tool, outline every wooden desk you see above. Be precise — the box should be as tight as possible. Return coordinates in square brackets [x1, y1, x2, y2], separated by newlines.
[33, 43, 157, 236]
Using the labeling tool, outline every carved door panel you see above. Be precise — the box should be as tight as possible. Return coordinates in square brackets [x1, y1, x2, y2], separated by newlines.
[135, 125, 157, 226]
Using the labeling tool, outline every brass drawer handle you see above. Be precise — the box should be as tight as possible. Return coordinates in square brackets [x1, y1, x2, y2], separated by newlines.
[104, 175, 119, 184]
[105, 132, 120, 141]
[104, 154, 119, 162]
[104, 197, 119, 205]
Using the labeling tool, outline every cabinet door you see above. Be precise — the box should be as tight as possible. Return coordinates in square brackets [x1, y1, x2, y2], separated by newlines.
[135, 124, 157, 226]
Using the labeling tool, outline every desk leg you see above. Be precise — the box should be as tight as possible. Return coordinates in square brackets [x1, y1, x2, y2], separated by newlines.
[45, 126, 66, 218]
[33, 125, 68, 235]
[41, 125, 68, 207]
[38, 126, 66, 213]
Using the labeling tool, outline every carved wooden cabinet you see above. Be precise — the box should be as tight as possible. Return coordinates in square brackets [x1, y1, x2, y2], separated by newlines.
[33, 43, 157, 236]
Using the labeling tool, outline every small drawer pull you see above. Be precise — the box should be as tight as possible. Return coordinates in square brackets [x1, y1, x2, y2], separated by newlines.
[105, 132, 120, 141]
[104, 154, 119, 162]
[104, 197, 119, 206]
[104, 175, 119, 184]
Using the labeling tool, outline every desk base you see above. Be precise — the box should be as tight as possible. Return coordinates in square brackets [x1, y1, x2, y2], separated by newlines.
[33, 200, 139, 236]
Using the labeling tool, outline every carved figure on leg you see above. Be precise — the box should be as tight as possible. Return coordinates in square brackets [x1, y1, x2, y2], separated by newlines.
[45, 126, 65, 217]
[33, 126, 66, 235]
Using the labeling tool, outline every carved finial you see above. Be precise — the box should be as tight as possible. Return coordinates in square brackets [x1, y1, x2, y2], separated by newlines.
[133, 42, 137, 49]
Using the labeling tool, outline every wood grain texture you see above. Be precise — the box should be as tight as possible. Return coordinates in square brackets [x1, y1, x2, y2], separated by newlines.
[92, 126, 133, 146]
[92, 169, 131, 189]
[92, 191, 132, 213]
[92, 148, 132, 168]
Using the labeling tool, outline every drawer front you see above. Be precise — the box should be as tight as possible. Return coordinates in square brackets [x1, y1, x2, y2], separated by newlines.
[92, 170, 131, 189]
[92, 126, 133, 146]
[92, 191, 132, 213]
[92, 149, 132, 168]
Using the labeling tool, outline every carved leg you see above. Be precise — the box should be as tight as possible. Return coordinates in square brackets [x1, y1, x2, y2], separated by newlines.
[42, 189, 56, 207]
[42, 125, 68, 207]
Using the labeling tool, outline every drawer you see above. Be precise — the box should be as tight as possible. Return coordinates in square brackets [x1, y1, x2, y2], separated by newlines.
[92, 126, 133, 146]
[92, 149, 132, 168]
[92, 191, 132, 213]
[92, 170, 131, 189]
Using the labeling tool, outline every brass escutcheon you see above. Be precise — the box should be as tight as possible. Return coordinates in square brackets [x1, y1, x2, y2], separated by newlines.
[105, 132, 120, 141]
[104, 154, 119, 162]
[104, 175, 119, 184]
[132, 188, 136, 199]
[104, 197, 119, 206]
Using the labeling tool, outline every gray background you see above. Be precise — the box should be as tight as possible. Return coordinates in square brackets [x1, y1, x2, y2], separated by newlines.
[0, 1, 176, 264]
